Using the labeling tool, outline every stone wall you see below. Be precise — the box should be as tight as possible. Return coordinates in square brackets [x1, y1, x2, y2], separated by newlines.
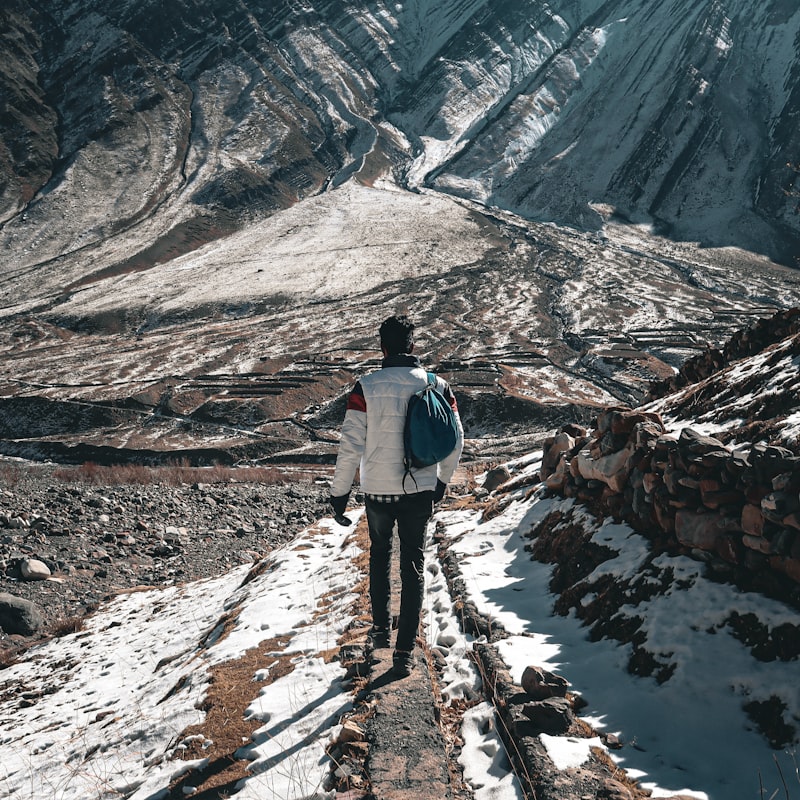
[647, 308, 800, 401]
[540, 409, 800, 597]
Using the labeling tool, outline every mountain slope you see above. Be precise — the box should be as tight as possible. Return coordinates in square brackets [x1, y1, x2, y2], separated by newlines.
[3, 185, 800, 467]
[2, 0, 799, 281]
[2, 2, 800, 466]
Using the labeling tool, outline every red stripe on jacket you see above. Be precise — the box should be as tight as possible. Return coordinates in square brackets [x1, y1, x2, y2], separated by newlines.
[346, 383, 366, 413]
[442, 383, 458, 412]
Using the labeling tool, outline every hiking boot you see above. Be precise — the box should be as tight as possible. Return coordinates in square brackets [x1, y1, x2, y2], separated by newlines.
[367, 626, 390, 649]
[392, 649, 415, 677]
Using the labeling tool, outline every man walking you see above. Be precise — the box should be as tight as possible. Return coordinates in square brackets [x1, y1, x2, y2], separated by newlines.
[329, 315, 463, 677]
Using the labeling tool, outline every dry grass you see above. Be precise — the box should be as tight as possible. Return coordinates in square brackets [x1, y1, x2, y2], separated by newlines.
[164, 635, 294, 800]
[0, 464, 24, 486]
[47, 614, 86, 638]
[0, 643, 22, 670]
[50, 460, 287, 486]
[0, 606, 99, 670]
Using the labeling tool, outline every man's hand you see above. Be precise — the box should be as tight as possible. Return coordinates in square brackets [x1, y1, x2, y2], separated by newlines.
[330, 493, 352, 526]
[434, 480, 447, 503]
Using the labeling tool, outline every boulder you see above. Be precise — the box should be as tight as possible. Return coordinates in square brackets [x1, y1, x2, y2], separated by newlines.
[675, 510, 739, 551]
[598, 778, 635, 800]
[484, 465, 512, 492]
[701, 450, 732, 469]
[716, 534, 742, 564]
[575, 442, 634, 494]
[561, 423, 587, 439]
[642, 472, 662, 495]
[762, 491, 800, 524]
[769, 556, 800, 583]
[596, 406, 631, 435]
[772, 471, 800, 492]
[611, 410, 659, 435]
[741, 504, 765, 536]
[743, 534, 774, 555]
[520, 665, 569, 699]
[544, 457, 569, 492]
[664, 464, 687, 495]
[598, 430, 627, 456]
[784, 512, 800, 532]
[634, 420, 664, 448]
[540, 432, 575, 480]
[701, 488, 744, 511]
[653, 492, 677, 534]
[678, 428, 729, 455]
[750, 444, 799, 479]
[522, 697, 573, 734]
[0, 593, 43, 635]
[20, 557, 51, 581]
[336, 720, 365, 743]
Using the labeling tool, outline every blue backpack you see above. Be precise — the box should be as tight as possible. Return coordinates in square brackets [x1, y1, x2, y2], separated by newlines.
[403, 373, 458, 487]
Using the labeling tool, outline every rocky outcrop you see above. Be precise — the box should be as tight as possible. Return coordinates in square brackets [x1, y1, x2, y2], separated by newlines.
[541, 408, 800, 595]
[0, 0, 59, 221]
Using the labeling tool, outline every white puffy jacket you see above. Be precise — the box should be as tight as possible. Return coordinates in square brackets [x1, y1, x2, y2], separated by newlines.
[330, 355, 464, 497]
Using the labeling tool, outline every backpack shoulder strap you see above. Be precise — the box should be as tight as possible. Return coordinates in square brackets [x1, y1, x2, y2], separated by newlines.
[426, 371, 436, 388]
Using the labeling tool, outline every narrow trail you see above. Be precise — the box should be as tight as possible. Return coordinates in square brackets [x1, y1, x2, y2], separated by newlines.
[333, 496, 655, 800]
[335, 513, 464, 800]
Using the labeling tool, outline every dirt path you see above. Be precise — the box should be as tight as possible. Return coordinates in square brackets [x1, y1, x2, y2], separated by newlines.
[360, 527, 456, 800]
[363, 645, 453, 800]
[333, 514, 464, 799]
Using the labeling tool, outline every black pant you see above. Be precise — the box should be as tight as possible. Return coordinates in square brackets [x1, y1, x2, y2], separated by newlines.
[365, 491, 434, 652]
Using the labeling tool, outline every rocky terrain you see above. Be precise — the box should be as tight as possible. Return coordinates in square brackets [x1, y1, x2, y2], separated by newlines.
[0, 467, 328, 651]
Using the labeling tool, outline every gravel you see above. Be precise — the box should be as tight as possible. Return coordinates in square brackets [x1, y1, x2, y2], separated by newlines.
[0, 469, 330, 653]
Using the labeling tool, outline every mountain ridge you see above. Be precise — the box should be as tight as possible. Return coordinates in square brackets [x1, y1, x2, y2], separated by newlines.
[3, 0, 800, 276]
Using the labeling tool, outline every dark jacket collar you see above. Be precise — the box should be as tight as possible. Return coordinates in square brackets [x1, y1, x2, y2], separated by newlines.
[381, 353, 421, 369]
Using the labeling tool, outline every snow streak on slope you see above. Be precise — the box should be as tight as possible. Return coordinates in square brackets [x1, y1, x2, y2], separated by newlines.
[410, 0, 800, 264]
[3, 0, 800, 283]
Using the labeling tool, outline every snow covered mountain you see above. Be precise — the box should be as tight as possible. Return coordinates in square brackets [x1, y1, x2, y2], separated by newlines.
[3, 0, 800, 274]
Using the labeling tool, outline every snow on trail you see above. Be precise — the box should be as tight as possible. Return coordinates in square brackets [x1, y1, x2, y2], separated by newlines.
[0, 515, 364, 800]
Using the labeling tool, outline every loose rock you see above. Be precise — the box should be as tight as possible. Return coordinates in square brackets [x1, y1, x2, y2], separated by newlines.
[20, 557, 51, 581]
[0, 471, 328, 643]
[0, 592, 43, 635]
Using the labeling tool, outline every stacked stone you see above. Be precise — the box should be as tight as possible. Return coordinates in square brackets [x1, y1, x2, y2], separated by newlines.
[648, 308, 800, 401]
[541, 407, 800, 588]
